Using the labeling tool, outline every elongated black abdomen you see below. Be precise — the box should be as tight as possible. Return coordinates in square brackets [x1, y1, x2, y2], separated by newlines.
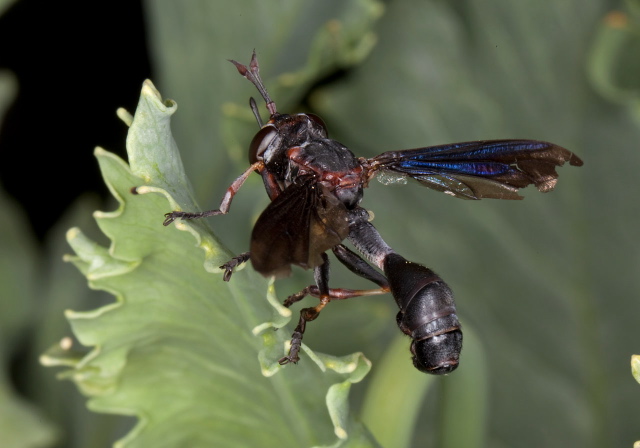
[383, 253, 462, 374]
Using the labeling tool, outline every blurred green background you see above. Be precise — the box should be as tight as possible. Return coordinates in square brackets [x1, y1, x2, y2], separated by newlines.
[1, 0, 639, 447]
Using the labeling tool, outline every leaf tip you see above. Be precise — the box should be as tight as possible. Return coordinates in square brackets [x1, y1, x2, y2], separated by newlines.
[334, 426, 348, 440]
[66, 226, 81, 240]
[40, 337, 83, 368]
[94, 146, 109, 157]
[133, 185, 154, 195]
[117, 107, 133, 127]
[141, 79, 177, 112]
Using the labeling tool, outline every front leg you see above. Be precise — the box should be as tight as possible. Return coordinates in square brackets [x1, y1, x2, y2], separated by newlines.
[163, 161, 264, 225]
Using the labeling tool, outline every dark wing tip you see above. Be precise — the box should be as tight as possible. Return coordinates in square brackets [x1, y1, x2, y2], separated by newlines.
[569, 152, 584, 167]
[548, 142, 583, 167]
[528, 142, 582, 192]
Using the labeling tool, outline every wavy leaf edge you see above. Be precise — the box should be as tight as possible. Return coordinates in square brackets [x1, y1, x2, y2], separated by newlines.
[42, 79, 374, 447]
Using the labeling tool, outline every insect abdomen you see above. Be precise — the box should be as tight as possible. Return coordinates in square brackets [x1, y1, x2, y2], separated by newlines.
[383, 253, 462, 374]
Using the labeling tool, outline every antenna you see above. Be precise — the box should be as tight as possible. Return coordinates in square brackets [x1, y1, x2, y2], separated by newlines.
[229, 50, 277, 116]
[249, 97, 263, 127]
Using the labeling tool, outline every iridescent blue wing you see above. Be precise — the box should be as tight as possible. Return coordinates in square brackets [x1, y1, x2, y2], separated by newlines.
[366, 139, 583, 200]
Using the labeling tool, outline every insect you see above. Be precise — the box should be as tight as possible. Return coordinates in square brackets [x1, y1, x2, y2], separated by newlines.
[164, 51, 583, 374]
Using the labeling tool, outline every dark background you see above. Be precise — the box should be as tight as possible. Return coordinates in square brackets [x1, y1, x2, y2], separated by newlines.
[0, 0, 150, 241]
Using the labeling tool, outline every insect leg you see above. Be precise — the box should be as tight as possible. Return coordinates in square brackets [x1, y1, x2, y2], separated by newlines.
[163, 161, 264, 225]
[280, 248, 392, 365]
[279, 253, 331, 365]
[219, 252, 251, 282]
[284, 285, 389, 307]
[332, 244, 389, 288]
[284, 245, 390, 308]
[260, 169, 282, 201]
[280, 285, 389, 365]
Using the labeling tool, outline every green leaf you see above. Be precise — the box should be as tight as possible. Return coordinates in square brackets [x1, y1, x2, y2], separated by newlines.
[44, 80, 377, 447]
[26, 194, 140, 448]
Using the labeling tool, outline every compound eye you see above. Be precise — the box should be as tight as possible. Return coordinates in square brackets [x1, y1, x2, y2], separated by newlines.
[306, 113, 328, 137]
[249, 125, 277, 164]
